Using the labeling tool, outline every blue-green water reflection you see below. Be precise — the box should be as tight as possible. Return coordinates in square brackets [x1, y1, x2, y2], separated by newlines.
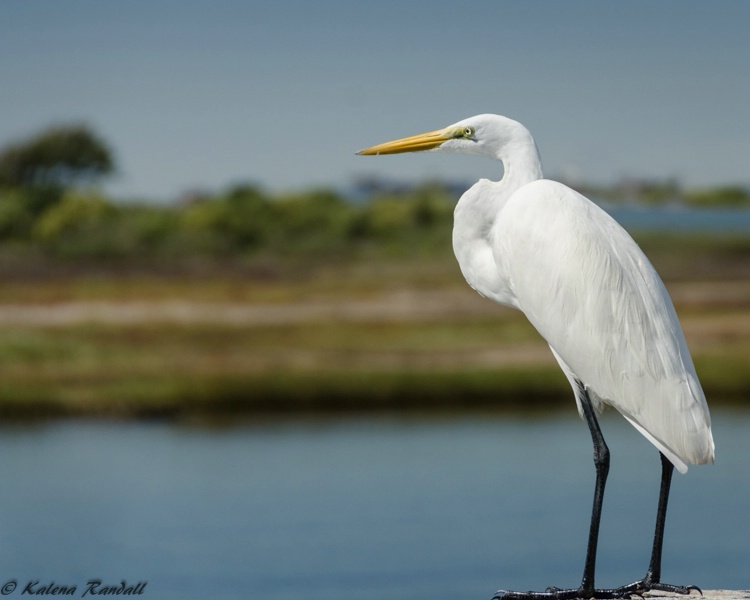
[0, 408, 746, 600]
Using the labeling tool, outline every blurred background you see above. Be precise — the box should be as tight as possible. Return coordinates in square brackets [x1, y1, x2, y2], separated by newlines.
[0, 2, 748, 599]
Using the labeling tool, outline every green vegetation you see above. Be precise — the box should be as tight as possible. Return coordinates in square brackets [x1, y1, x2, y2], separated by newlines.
[0, 124, 113, 219]
[0, 124, 749, 420]
[0, 262, 749, 421]
[0, 183, 458, 270]
[685, 186, 750, 208]
[0, 124, 748, 268]
[577, 179, 750, 208]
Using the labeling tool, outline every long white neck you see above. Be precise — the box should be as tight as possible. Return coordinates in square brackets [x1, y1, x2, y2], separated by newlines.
[499, 132, 544, 193]
[452, 128, 543, 304]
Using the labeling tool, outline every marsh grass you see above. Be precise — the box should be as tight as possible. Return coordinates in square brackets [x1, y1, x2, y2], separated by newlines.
[0, 238, 748, 420]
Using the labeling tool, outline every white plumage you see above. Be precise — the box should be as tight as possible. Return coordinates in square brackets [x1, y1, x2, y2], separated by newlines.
[359, 113, 714, 473]
[358, 113, 715, 597]
[494, 179, 713, 473]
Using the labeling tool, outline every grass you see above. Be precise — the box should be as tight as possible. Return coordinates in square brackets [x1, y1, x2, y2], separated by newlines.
[0, 316, 563, 418]
[0, 241, 749, 420]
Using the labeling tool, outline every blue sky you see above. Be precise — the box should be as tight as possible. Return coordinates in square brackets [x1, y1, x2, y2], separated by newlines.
[1, 1, 748, 201]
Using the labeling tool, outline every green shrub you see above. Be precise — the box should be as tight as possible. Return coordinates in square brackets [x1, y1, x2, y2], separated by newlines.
[0, 189, 35, 239]
[33, 191, 119, 257]
[685, 186, 750, 208]
[181, 185, 275, 253]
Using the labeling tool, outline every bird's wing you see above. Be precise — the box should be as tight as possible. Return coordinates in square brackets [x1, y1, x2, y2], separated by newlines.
[494, 179, 714, 471]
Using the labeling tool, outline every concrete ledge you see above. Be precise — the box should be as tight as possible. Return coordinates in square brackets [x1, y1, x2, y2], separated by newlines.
[657, 593, 749, 600]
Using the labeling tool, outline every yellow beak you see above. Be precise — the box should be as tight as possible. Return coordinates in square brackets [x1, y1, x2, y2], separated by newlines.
[356, 128, 451, 155]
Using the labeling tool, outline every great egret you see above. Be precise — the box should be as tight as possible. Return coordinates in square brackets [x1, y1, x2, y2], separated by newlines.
[357, 114, 715, 600]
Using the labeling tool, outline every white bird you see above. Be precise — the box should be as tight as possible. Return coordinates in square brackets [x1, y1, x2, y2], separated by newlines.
[357, 114, 714, 600]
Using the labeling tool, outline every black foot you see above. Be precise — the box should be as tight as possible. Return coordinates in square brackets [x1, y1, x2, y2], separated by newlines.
[615, 579, 703, 597]
[492, 583, 702, 600]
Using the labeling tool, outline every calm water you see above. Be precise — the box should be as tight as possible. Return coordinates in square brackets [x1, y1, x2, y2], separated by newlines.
[0, 409, 747, 600]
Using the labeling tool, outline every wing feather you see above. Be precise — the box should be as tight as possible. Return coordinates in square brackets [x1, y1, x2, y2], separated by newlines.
[494, 180, 714, 471]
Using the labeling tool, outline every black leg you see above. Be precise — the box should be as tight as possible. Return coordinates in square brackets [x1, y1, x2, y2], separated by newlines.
[614, 452, 702, 597]
[649, 452, 674, 583]
[494, 382, 618, 600]
[577, 380, 610, 594]
[492, 385, 703, 600]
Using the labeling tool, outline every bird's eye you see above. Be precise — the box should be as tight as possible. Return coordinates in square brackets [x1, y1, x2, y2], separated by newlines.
[452, 126, 475, 140]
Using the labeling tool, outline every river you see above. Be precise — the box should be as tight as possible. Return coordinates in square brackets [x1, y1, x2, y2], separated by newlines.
[0, 407, 746, 599]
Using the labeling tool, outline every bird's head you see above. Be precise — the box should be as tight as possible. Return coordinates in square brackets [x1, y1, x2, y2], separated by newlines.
[356, 114, 532, 160]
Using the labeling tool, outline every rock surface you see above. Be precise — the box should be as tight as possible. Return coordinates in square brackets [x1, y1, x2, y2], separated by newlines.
[650, 594, 748, 600]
